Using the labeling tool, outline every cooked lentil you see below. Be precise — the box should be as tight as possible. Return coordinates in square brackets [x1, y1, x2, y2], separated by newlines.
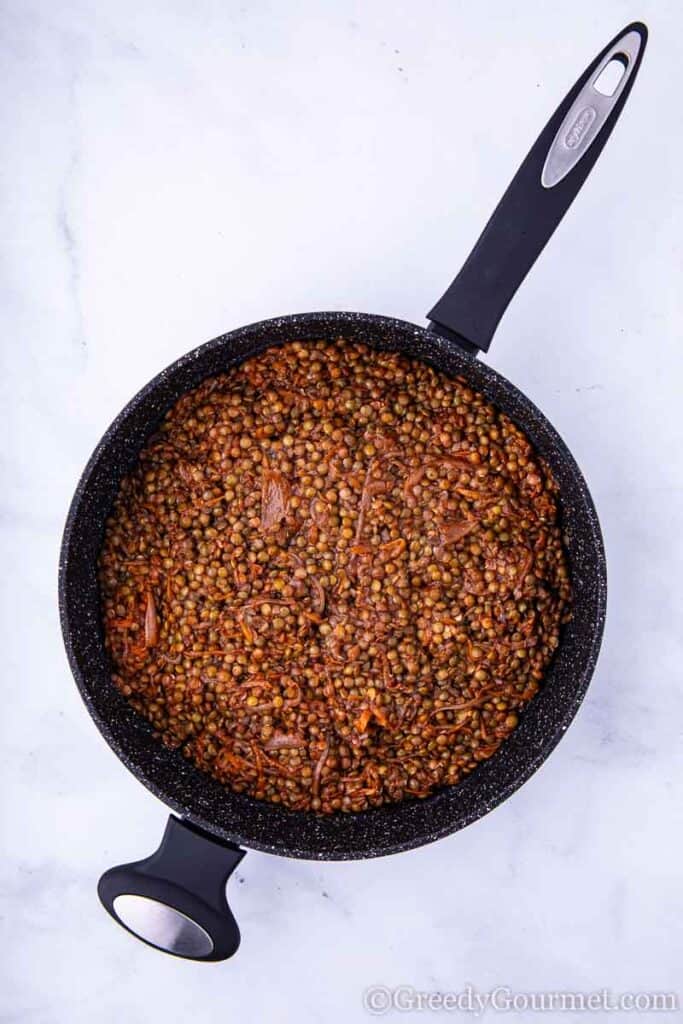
[99, 339, 571, 813]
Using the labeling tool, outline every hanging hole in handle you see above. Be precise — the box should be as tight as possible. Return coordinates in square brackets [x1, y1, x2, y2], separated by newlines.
[593, 54, 628, 96]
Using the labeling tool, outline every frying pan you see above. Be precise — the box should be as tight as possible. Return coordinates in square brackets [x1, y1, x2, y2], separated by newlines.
[59, 23, 647, 961]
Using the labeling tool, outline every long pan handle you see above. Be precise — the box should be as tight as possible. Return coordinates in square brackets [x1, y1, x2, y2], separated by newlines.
[427, 22, 648, 354]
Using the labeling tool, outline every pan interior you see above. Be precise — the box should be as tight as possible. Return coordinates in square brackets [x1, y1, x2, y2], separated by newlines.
[59, 312, 606, 860]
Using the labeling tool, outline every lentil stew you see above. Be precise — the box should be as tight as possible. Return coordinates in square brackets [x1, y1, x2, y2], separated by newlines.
[99, 339, 571, 813]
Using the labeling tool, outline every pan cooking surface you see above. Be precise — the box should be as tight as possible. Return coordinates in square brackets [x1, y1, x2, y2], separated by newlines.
[98, 338, 573, 816]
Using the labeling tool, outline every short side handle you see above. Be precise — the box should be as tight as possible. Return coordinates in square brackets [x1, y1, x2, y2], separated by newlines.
[98, 816, 245, 961]
[427, 21, 648, 353]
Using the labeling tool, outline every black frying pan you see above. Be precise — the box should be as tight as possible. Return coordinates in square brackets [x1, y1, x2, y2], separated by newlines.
[59, 23, 646, 961]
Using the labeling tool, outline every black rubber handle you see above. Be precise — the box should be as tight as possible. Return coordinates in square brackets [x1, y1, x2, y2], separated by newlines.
[98, 816, 245, 961]
[427, 21, 648, 353]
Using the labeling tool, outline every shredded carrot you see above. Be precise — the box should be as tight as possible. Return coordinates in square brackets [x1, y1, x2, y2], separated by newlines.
[380, 537, 406, 559]
[261, 460, 291, 531]
[355, 708, 372, 733]
[144, 591, 159, 647]
[237, 615, 255, 644]
[312, 740, 330, 797]
[439, 518, 479, 545]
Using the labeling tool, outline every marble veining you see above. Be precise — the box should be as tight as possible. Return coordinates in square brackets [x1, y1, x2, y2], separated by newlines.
[2, 1, 682, 1021]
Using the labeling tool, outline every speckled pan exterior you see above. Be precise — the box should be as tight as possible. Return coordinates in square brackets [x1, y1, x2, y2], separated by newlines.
[59, 312, 606, 860]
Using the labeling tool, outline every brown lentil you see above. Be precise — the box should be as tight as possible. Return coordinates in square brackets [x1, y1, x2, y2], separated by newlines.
[99, 339, 571, 813]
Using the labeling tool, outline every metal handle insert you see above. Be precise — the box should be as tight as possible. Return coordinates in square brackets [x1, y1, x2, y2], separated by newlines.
[541, 28, 645, 188]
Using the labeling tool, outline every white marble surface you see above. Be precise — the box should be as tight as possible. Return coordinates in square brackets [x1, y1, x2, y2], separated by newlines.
[2, 1, 682, 1021]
